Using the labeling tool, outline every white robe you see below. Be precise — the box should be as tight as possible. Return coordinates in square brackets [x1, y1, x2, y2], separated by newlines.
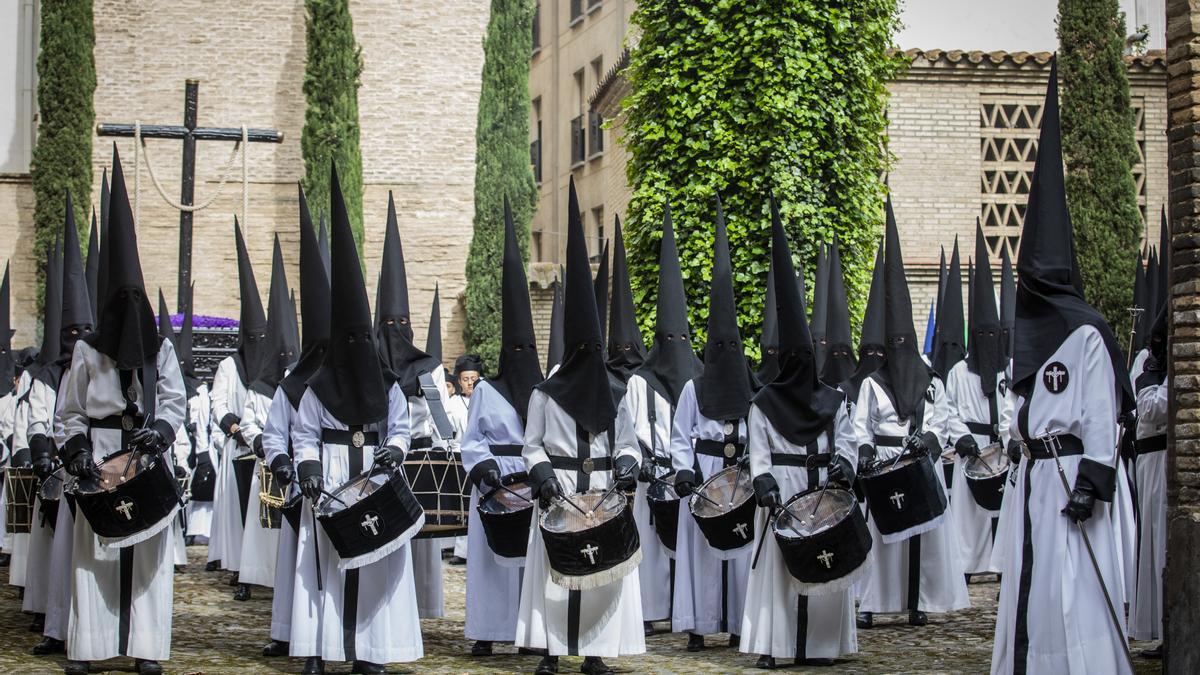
[990, 325, 1130, 675]
[447, 392, 470, 560]
[184, 384, 214, 538]
[56, 338, 187, 662]
[0, 389, 15, 550]
[1130, 375, 1166, 641]
[44, 469, 75, 641]
[620, 373, 675, 622]
[740, 401, 859, 661]
[254, 386, 301, 643]
[515, 389, 646, 658]
[943, 360, 1012, 574]
[406, 365, 450, 619]
[852, 374, 970, 615]
[20, 375, 60, 615]
[289, 383, 424, 664]
[234, 388, 280, 587]
[7, 370, 32, 585]
[207, 356, 250, 570]
[668, 380, 751, 637]
[459, 381, 526, 642]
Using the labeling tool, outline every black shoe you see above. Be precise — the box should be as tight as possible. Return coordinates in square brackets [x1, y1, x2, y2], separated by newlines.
[644, 620, 654, 637]
[519, 647, 548, 656]
[0, 552, 9, 566]
[801, 658, 835, 667]
[63, 661, 89, 675]
[174, 565, 185, 574]
[756, 655, 776, 669]
[856, 612, 873, 629]
[728, 634, 740, 649]
[1140, 645, 1163, 659]
[535, 655, 559, 675]
[185, 535, 196, 546]
[351, 661, 386, 674]
[135, 660, 163, 675]
[262, 639, 289, 657]
[471, 640, 493, 656]
[228, 572, 240, 587]
[233, 583, 251, 601]
[31, 636, 65, 655]
[964, 573, 972, 585]
[205, 560, 220, 572]
[29, 613, 44, 632]
[448, 556, 467, 566]
[687, 633, 705, 652]
[908, 610, 928, 626]
[302, 656, 325, 674]
[580, 657, 614, 675]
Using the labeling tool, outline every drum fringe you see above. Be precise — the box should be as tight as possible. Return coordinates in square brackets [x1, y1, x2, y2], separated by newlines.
[337, 517, 423, 571]
[879, 513, 945, 545]
[550, 547, 643, 592]
[793, 556, 872, 597]
[98, 503, 181, 550]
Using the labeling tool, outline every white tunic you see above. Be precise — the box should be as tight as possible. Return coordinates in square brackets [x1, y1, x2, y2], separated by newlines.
[184, 384, 214, 538]
[1130, 375, 1167, 641]
[667, 380, 751, 636]
[515, 389, 647, 658]
[20, 375, 60, 616]
[459, 381, 527, 642]
[990, 325, 1130, 674]
[406, 366, 451, 618]
[234, 389, 280, 587]
[207, 356, 250, 570]
[7, 370, 32, 584]
[943, 360, 1012, 574]
[620, 373, 675, 622]
[852, 375, 970, 615]
[56, 338, 187, 662]
[253, 387, 301, 643]
[289, 383, 424, 664]
[0, 390, 13, 549]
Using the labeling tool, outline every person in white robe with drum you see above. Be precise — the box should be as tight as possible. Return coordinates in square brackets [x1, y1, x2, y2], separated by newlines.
[176, 292, 215, 544]
[515, 180, 645, 675]
[0, 264, 16, 565]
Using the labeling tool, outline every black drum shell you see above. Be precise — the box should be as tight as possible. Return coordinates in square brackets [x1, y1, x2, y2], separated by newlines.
[39, 496, 59, 531]
[231, 456, 255, 527]
[860, 452, 947, 536]
[317, 472, 424, 561]
[774, 490, 872, 585]
[189, 461, 216, 501]
[693, 495, 756, 552]
[965, 471, 1006, 511]
[541, 497, 640, 579]
[941, 458, 954, 492]
[647, 479, 680, 552]
[281, 494, 303, 532]
[75, 454, 181, 539]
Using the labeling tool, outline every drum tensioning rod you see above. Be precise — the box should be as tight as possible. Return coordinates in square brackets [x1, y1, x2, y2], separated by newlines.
[1041, 434, 1135, 672]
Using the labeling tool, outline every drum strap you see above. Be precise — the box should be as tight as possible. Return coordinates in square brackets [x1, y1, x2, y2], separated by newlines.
[575, 425, 592, 492]
[488, 444, 524, 457]
[645, 380, 658, 477]
[986, 392, 1001, 443]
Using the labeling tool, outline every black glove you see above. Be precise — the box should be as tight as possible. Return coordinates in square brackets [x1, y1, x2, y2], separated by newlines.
[300, 473, 323, 501]
[32, 455, 54, 480]
[613, 456, 638, 492]
[1062, 487, 1096, 524]
[538, 477, 564, 509]
[955, 436, 981, 459]
[173, 465, 188, 480]
[272, 461, 295, 487]
[374, 444, 405, 469]
[130, 427, 167, 453]
[480, 468, 502, 491]
[638, 459, 655, 483]
[252, 435, 265, 459]
[759, 488, 782, 510]
[66, 454, 98, 480]
[826, 456, 855, 488]
[674, 470, 696, 497]
[857, 445, 876, 475]
[1007, 440, 1024, 465]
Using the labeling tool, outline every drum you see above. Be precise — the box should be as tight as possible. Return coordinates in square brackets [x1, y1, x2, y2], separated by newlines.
[281, 489, 303, 532]
[860, 450, 947, 544]
[647, 477, 680, 553]
[963, 443, 1009, 512]
[232, 454, 256, 526]
[539, 489, 641, 591]
[37, 470, 65, 530]
[70, 449, 183, 547]
[477, 473, 534, 563]
[177, 470, 193, 505]
[316, 467, 424, 570]
[190, 458, 216, 501]
[4, 468, 39, 534]
[402, 449, 470, 538]
[689, 466, 756, 558]
[941, 456, 955, 492]
[258, 460, 286, 529]
[772, 488, 872, 595]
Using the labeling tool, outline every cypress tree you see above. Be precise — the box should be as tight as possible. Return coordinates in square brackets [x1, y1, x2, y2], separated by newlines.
[31, 0, 95, 313]
[1058, 0, 1142, 334]
[301, 0, 365, 252]
[464, 0, 538, 370]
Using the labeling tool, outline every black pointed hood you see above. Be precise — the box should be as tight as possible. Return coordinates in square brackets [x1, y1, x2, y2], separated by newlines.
[234, 217, 268, 385]
[1144, 208, 1171, 369]
[696, 194, 756, 420]
[491, 198, 544, 421]
[1012, 59, 1132, 410]
[281, 186, 331, 409]
[1000, 245, 1016, 361]
[635, 203, 701, 405]
[752, 197, 842, 444]
[86, 210, 99, 320]
[1143, 248, 1159, 339]
[878, 197, 933, 421]
[846, 239, 886, 402]
[607, 215, 646, 381]
[33, 239, 62, 387]
[318, 214, 331, 281]
[251, 236, 297, 397]
[1131, 250, 1147, 353]
[593, 239, 609, 344]
[61, 192, 94, 335]
[88, 147, 160, 370]
[811, 243, 830, 372]
[536, 178, 616, 434]
[426, 283, 443, 362]
[546, 270, 565, 371]
[308, 166, 390, 424]
[96, 168, 111, 313]
[931, 236, 966, 377]
[821, 237, 857, 385]
[158, 289, 176, 348]
[0, 263, 13, 396]
[375, 191, 440, 396]
[968, 222, 1003, 393]
[757, 262, 781, 383]
[178, 284, 200, 399]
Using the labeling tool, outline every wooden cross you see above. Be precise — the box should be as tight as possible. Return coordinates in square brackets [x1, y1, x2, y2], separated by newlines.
[97, 80, 283, 309]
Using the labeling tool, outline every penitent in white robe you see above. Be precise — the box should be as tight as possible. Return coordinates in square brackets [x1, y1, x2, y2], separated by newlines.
[289, 383, 424, 665]
[56, 338, 187, 662]
[668, 380, 751, 637]
[7, 370, 32, 586]
[1130, 374, 1167, 641]
[207, 356, 250, 570]
[852, 375, 970, 616]
[991, 325, 1130, 674]
[621, 373, 676, 623]
[20, 375, 61, 616]
[233, 389, 280, 587]
[740, 401, 860, 661]
[406, 365, 451, 619]
[943, 360, 1012, 574]
[447, 391, 470, 560]
[184, 384, 214, 538]
[515, 389, 647, 658]
[459, 381, 527, 642]
[0, 389, 15, 550]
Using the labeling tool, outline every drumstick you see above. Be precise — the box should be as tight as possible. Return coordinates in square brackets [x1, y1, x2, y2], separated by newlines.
[357, 459, 377, 499]
[729, 464, 745, 508]
[810, 480, 831, 516]
[750, 507, 778, 570]
[557, 493, 591, 518]
[498, 484, 532, 503]
[319, 490, 349, 508]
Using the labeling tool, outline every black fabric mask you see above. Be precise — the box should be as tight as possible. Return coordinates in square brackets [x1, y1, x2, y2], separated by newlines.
[880, 198, 932, 421]
[844, 241, 886, 403]
[606, 215, 646, 383]
[281, 185, 331, 409]
[490, 199, 544, 422]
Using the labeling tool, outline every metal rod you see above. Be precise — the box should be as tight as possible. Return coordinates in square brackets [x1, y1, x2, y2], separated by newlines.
[557, 493, 590, 518]
[498, 483, 532, 504]
[96, 122, 284, 143]
[810, 480, 830, 516]
[319, 490, 349, 508]
[310, 502, 323, 593]
[750, 507, 777, 570]
[356, 459, 377, 500]
[729, 463, 745, 507]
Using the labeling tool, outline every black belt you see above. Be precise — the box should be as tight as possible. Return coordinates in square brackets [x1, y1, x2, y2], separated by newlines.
[771, 452, 832, 469]
[321, 428, 380, 448]
[1023, 434, 1085, 460]
[489, 444, 523, 457]
[874, 435, 904, 447]
[549, 454, 612, 474]
[966, 421, 998, 438]
[410, 436, 434, 450]
[649, 455, 672, 469]
[1135, 434, 1166, 455]
[89, 414, 144, 432]
[696, 439, 745, 459]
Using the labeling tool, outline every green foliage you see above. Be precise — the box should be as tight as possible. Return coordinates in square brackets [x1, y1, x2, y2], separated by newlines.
[30, 0, 95, 315]
[301, 0, 364, 252]
[465, 0, 539, 370]
[1058, 0, 1142, 335]
[622, 0, 903, 359]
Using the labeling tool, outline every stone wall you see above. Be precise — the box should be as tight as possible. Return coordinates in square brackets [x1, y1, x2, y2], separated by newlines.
[0, 176, 37, 342]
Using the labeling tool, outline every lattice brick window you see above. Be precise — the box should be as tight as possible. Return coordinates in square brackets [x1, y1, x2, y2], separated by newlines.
[1132, 100, 1148, 227]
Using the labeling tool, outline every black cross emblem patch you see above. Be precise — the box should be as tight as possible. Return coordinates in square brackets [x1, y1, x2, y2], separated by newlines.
[1042, 362, 1069, 394]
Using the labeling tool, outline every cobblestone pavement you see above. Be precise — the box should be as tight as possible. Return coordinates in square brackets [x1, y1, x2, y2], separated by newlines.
[0, 545, 1163, 674]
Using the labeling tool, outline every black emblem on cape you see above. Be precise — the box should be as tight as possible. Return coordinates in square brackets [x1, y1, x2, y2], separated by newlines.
[1042, 362, 1069, 394]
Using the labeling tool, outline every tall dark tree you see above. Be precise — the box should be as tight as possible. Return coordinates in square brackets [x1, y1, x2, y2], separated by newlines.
[464, 0, 538, 370]
[1057, 0, 1142, 333]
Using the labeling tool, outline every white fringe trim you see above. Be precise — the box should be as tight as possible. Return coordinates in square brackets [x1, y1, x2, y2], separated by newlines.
[792, 554, 872, 597]
[550, 546, 643, 591]
[338, 517, 424, 571]
[880, 513, 945, 545]
[710, 540, 753, 561]
[99, 503, 180, 550]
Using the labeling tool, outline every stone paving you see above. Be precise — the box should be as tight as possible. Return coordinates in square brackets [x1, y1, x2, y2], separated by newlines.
[0, 545, 1163, 674]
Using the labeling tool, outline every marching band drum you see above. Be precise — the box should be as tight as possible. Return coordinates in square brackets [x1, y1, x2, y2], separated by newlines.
[476, 474, 534, 564]
[315, 466, 425, 570]
[68, 448, 183, 547]
[859, 445, 948, 544]
[402, 448, 471, 538]
[772, 487, 872, 594]
[962, 442, 1008, 512]
[4, 467, 39, 535]
[539, 489, 642, 591]
[646, 475, 680, 554]
[688, 465, 757, 558]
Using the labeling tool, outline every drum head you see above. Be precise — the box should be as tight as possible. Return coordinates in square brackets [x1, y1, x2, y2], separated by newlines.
[648, 477, 678, 503]
[316, 470, 387, 517]
[540, 490, 626, 534]
[74, 451, 146, 495]
[691, 466, 750, 518]
[479, 481, 534, 515]
[775, 488, 856, 539]
[39, 471, 64, 502]
[964, 446, 1008, 480]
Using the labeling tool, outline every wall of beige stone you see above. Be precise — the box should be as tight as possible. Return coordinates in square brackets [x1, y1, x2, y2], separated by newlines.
[0, 177, 37, 344]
